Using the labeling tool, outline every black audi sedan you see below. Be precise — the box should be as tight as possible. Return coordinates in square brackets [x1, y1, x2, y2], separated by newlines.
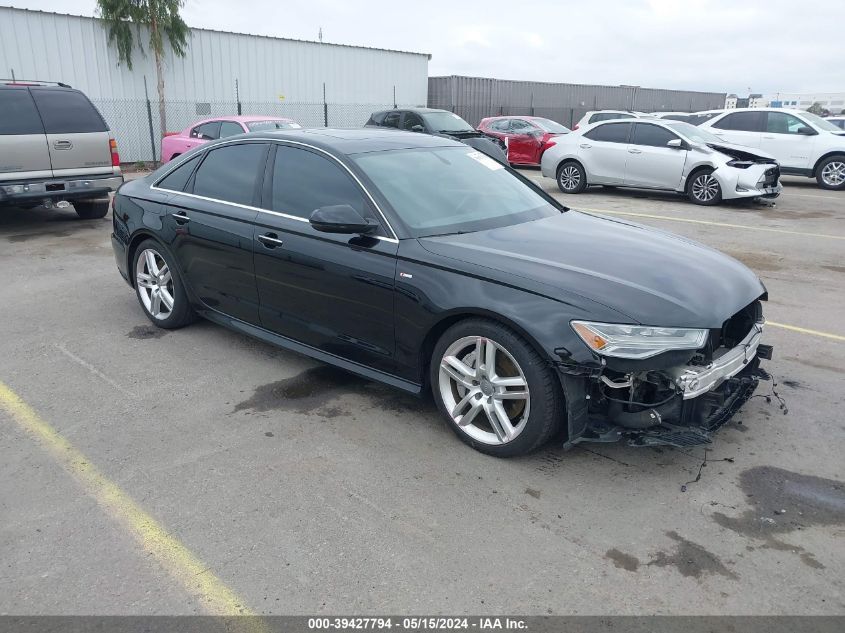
[111, 129, 771, 457]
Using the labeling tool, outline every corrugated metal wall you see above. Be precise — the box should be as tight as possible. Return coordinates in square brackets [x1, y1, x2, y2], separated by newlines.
[0, 7, 429, 102]
[429, 76, 726, 128]
[0, 7, 430, 160]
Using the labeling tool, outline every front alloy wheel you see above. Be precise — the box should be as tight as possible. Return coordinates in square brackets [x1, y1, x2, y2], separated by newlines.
[689, 171, 722, 205]
[439, 336, 531, 445]
[431, 319, 562, 457]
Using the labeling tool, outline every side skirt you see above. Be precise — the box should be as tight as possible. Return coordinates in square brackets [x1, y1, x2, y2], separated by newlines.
[199, 308, 423, 396]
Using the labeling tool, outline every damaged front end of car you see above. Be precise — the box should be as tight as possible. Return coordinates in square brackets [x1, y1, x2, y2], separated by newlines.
[558, 299, 773, 449]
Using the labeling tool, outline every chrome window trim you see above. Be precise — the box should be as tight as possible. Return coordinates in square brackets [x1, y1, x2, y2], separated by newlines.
[151, 136, 399, 243]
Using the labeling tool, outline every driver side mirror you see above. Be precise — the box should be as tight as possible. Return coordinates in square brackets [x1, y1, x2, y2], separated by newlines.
[310, 205, 379, 235]
[411, 124, 425, 133]
[796, 126, 816, 136]
[667, 138, 684, 149]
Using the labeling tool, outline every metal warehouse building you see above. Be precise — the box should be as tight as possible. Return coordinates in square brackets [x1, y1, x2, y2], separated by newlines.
[0, 6, 430, 161]
[428, 76, 726, 128]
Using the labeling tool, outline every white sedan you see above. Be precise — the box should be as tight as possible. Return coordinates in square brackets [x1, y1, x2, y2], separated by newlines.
[540, 118, 782, 205]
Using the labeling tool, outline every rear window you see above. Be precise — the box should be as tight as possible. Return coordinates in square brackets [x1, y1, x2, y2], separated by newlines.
[30, 89, 108, 134]
[157, 155, 201, 192]
[0, 89, 44, 135]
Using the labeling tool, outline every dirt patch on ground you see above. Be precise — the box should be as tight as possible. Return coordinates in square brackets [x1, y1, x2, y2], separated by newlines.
[606, 548, 640, 572]
[233, 365, 367, 414]
[646, 531, 739, 580]
[712, 466, 845, 570]
[127, 325, 167, 340]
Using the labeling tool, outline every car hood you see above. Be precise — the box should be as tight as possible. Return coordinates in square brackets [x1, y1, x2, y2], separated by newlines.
[701, 141, 777, 163]
[432, 131, 508, 163]
[418, 211, 765, 328]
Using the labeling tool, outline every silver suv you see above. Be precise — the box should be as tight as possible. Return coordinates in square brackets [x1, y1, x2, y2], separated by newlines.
[0, 81, 123, 219]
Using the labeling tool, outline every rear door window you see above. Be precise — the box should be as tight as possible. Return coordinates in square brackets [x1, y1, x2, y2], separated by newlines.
[584, 122, 632, 143]
[30, 89, 107, 133]
[219, 121, 245, 138]
[0, 89, 45, 134]
[712, 112, 766, 132]
[382, 111, 401, 128]
[631, 123, 679, 147]
[191, 143, 268, 205]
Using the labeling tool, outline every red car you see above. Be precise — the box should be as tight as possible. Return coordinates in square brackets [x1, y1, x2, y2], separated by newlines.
[478, 116, 570, 165]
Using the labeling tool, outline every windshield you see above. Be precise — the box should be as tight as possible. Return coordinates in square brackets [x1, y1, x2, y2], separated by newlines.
[246, 120, 302, 131]
[799, 112, 842, 133]
[664, 121, 724, 144]
[422, 111, 475, 133]
[354, 147, 561, 237]
[532, 118, 570, 133]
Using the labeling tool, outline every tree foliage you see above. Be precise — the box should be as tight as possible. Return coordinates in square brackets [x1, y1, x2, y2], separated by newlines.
[97, 0, 189, 70]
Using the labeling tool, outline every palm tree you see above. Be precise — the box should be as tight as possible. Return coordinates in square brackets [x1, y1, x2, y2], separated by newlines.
[97, 0, 189, 156]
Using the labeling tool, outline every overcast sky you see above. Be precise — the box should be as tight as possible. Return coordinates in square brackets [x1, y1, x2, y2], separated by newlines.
[8, 0, 844, 95]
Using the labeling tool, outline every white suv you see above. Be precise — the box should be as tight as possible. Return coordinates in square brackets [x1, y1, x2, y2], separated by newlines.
[572, 110, 649, 130]
[699, 108, 845, 190]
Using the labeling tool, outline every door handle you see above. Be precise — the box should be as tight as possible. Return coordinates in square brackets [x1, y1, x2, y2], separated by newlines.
[579, 143, 592, 149]
[53, 140, 73, 150]
[258, 232, 284, 248]
[171, 211, 190, 224]
[628, 148, 642, 154]
[762, 136, 775, 139]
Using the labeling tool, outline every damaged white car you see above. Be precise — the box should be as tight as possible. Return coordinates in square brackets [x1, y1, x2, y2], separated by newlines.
[541, 118, 782, 205]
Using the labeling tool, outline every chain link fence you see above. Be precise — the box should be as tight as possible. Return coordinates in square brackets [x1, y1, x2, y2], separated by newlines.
[92, 99, 415, 163]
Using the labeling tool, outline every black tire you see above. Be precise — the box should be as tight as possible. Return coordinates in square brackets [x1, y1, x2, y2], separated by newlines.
[430, 318, 564, 457]
[556, 160, 587, 194]
[74, 199, 110, 219]
[815, 155, 845, 190]
[686, 168, 723, 205]
[131, 239, 196, 329]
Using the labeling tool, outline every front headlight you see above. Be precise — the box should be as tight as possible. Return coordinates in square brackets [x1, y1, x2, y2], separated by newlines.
[571, 321, 708, 359]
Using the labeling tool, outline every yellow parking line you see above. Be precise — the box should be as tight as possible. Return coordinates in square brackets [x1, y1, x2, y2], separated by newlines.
[0, 381, 263, 622]
[767, 321, 845, 342]
[579, 208, 845, 240]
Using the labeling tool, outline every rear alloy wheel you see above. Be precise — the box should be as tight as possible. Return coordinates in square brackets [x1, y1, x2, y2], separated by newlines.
[816, 156, 845, 190]
[74, 199, 110, 219]
[431, 319, 562, 457]
[688, 170, 722, 205]
[132, 240, 195, 329]
[557, 161, 587, 194]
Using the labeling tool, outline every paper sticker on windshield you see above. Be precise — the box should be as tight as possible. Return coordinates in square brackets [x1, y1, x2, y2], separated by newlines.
[466, 150, 504, 170]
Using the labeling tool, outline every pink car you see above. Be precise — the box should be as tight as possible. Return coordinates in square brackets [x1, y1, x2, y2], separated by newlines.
[161, 116, 301, 162]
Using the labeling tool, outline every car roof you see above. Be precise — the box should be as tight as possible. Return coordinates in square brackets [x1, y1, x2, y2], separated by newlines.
[189, 115, 296, 126]
[229, 127, 465, 155]
[0, 82, 74, 90]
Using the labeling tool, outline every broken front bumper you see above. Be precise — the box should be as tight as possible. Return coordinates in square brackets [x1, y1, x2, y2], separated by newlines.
[560, 322, 772, 449]
[666, 322, 763, 399]
[718, 164, 782, 200]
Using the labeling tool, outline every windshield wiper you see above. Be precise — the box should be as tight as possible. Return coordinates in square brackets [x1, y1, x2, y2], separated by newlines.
[424, 230, 471, 238]
[438, 129, 475, 135]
